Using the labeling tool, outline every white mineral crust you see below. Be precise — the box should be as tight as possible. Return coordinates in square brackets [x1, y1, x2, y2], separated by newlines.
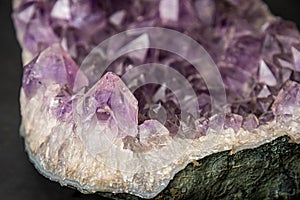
[20, 78, 300, 198]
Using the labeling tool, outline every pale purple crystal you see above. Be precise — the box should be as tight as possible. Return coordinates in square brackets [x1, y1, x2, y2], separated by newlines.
[14, 0, 300, 129]
[83, 72, 138, 138]
[224, 113, 243, 133]
[22, 44, 88, 121]
[13, 0, 300, 198]
[272, 81, 300, 116]
[13, 1, 59, 55]
[22, 44, 87, 99]
[242, 114, 259, 131]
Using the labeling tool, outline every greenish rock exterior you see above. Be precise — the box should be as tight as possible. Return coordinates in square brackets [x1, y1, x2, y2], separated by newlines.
[101, 136, 300, 200]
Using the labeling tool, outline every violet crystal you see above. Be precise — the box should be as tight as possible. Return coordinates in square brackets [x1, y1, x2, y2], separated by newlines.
[13, 0, 300, 198]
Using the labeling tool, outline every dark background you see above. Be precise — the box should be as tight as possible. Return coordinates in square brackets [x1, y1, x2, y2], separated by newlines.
[0, 1, 299, 200]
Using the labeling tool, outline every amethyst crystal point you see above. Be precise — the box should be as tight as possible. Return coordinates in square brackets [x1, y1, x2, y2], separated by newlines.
[78, 72, 138, 140]
[224, 113, 243, 133]
[13, 0, 300, 199]
[138, 120, 172, 150]
[272, 81, 300, 116]
[13, 1, 59, 62]
[22, 43, 88, 99]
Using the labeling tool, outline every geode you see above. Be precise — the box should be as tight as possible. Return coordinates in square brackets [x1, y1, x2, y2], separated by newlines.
[12, 0, 300, 199]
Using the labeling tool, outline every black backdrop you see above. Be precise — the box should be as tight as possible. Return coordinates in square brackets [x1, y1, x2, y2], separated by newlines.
[0, 1, 299, 200]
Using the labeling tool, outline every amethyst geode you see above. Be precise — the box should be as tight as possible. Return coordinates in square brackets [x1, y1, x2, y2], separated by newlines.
[13, 0, 300, 198]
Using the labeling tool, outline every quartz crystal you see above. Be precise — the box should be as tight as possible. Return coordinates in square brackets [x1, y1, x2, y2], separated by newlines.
[13, 0, 300, 198]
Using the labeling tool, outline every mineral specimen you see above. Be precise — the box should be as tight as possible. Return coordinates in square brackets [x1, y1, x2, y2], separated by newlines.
[13, 0, 300, 199]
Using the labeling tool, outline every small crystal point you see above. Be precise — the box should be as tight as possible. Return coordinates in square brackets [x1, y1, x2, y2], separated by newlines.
[51, 0, 71, 20]
[242, 114, 259, 131]
[159, 0, 179, 23]
[138, 120, 170, 144]
[292, 46, 300, 72]
[224, 113, 243, 133]
[258, 60, 277, 86]
[258, 85, 271, 98]
[109, 10, 126, 27]
[272, 81, 300, 115]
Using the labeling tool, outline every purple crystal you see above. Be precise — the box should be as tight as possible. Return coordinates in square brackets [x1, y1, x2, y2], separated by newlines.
[22, 44, 88, 121]
[13, 0, 300, 198]
[242, 114, 259, 131]
[195, 117, 209, 136]
[84, 72, 138, 138]
[224, 113, 243, 133]
[13, 1, 59, 55]
[138, 119, 170, 149]
[14, 0, 300, 129]
[272, 81, 300, 116]
[22, 44, 87, 99]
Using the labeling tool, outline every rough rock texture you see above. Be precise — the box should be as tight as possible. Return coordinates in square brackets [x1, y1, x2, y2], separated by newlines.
[100, 136, 300, 200]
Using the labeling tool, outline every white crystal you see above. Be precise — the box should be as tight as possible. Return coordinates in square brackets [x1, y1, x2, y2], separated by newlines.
[259, 60, 277, 86]
[159, 0, 179, 23]
[51, 0, 71, 20]
[258, 85, 271, 98]
[109, 10, 126, 26]
[120, 34, 150, 62]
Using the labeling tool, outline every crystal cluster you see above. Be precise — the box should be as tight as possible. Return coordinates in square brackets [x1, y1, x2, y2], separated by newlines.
[13, 0, 300, 198]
